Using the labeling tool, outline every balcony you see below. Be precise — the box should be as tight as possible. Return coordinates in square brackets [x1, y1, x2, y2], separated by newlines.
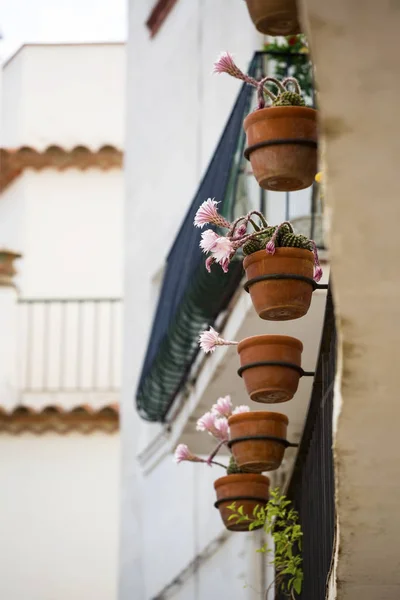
[135, 49, 324, 425]
[132, 47, 335, 599]
[17, 297, 122, 407]
[276, 290, 336, 599]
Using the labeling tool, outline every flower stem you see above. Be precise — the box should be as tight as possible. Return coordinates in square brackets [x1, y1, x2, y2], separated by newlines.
[210, 460, 228, 469]
[207, 439, 228, 465]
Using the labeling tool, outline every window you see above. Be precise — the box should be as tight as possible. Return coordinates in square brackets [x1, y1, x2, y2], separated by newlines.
[146, 0, 179, 37]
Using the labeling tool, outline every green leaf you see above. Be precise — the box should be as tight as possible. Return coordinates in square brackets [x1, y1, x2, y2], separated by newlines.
[294, 577, 302, 594]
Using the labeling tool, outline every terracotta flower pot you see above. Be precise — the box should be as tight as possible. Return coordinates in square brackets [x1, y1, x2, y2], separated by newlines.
[243, 247, 315, 320]
[214, 473, 270, 531]
[245, 0, 301, 35]
[244, 106, 318, 192]
[237, 335, 303, 403]
[229, 411, 289, 472]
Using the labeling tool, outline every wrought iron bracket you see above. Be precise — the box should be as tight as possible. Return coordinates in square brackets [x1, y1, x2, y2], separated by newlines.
[244, 273, 329, 293]
[214, 495, 269, 509]
[227, 435, 298, 449]
[244, 138, 318, 161]
[237, 360, 315, 378]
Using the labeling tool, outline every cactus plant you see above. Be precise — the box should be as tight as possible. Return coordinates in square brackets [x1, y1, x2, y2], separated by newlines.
[214, 52, 307, 110]
[173, 395, 251, 475]
[214, 53, 317, 192]
[194, 199, 322, 282]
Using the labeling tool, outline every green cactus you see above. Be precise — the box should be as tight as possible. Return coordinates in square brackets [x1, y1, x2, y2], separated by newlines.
[242, 226, 277, 255]
[241, 221, 313, 258]
[273, 90, 305, 107]
[279, 231, 312, 251]
[227, 456, 243, 475]
[242, 238, 263, 256]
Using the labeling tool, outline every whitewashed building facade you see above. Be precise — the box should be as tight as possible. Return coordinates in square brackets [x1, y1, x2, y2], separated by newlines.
[0, 42, 125, 600]
[121, 2, 329, 600]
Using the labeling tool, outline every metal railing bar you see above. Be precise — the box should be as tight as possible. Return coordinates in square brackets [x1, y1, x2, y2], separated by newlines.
[18, 297, 122, 304]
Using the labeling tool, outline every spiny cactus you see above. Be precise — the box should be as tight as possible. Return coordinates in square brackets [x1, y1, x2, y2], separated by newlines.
[213, 53, 308, 109]
[242, 222, 312, 256]
[273, 90, 305, 107]
[242, 226, 277, 255]
[242, 238, 263, 256]
[227, 456, 243, 475]
[279, 231, 312, 251]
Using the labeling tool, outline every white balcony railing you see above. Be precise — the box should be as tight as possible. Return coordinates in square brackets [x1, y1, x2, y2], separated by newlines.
[17, 298, 122, 393]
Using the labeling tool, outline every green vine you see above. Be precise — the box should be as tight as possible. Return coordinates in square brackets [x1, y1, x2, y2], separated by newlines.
[264, 35, 313, 100]
[227, 488, 303, 599]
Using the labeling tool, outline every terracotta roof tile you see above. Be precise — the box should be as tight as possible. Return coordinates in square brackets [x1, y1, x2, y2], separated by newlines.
[0, 145, 123, 192]
[0, 404, 119, 435]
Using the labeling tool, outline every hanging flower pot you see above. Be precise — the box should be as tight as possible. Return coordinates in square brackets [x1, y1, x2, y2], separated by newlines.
[245, 0, 301, 36]
[243, 247, 315, 320]
[237, 335, 303, 403]
[213, 54, 317, 192]
[214, 473, 270, 531]
[244, 106, 317, 191]
[228, 411, 289, 472]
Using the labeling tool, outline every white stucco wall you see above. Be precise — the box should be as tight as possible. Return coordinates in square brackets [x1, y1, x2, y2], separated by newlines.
[0, 169, 123, 297]
[0, 42, 123, 600]
[121, 1, 271, 598]
[1, 43, 125, 150]
[0, 432, 119, 600]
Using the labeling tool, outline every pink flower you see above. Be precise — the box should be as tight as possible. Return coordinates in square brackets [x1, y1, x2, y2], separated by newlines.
[196, 411, 219, 437]
[212, 395, 233, 417]
[266, 222, 291, 255]
[310, 240, 323, 282]
[214, 417, 229, 441]
[213, 52, 258, 88]
[220, 256, 230, 273]
[314, 266, 323, 282]
[174, 444, 204, 464]
[200, 230, 219, 253]
[213, 51, 237, 75]
[233, 223, 248, 239]
[198, 327, 238, 353]
[205, 256, 215, 273]
[197, 411, 229, 441]
[211, 236, 234, 264]
[194, 198, 231, 229]
[232, 405, 250, 415]
[199, 326, 221, 353]
[200, 231, 236, 273]
[266, 239, 276, 254]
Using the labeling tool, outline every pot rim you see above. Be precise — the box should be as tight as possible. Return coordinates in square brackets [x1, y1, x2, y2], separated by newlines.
[243, 247, 314, 269]
[244, 106, 317, 131]
[228, 411, 289, 426]
[214, 473, 270, 490]
[237, 334, 303, 353]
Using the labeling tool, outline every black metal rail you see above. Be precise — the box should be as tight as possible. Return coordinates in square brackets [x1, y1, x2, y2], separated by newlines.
[277, 289, 336, 599]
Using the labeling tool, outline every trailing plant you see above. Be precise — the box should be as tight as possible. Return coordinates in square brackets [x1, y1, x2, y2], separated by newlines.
[193, 198, 322, 281]
[213, 51, 307, 109]
[263, 35, 313, 100]
[173, 395, 251, 473]
[227, 488, 303, 599]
